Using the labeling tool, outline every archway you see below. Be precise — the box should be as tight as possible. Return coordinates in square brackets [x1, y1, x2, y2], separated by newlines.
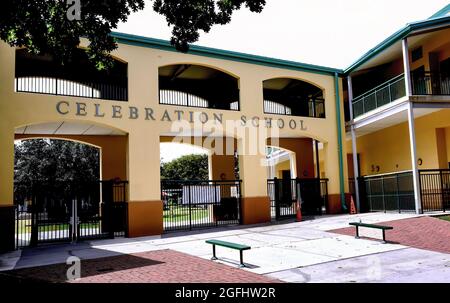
[263, 77, 325, 118]
[159, 137, 240, 232]
[266, 137, 328, 220]
[159, 64, 240, 110]
[13, 121, 128, 248]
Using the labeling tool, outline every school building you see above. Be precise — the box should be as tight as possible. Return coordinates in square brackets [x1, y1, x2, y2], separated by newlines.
[0, 5, 449, 252]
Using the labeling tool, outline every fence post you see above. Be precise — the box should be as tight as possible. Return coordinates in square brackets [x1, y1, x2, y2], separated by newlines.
[381, 177, 386, 213]
[188, 183, 192, 231]
[274, 177, 280, 220]
[396, 173, 401, 213]
[440, 170, 445, 212]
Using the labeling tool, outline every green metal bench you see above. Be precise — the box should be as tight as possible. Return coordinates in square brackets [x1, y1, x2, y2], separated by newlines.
[349, 222, 393, 243]
[205, 239, 251, 267]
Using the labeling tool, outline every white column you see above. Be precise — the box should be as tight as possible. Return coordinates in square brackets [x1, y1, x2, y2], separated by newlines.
[403, 38, 422, 214]
[347, 76, 360, 212]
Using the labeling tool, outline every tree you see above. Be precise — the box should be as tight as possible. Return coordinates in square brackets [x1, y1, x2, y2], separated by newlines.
[14, 139, 100, 185]
[1, 0, 266, 69]
[161, 154, 209, 180]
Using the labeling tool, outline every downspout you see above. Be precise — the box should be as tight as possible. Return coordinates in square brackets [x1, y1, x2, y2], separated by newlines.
[334, 72, 347, 212]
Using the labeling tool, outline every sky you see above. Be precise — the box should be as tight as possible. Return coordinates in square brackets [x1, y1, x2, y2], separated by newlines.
[117, 0, 449, 162]
[117, 0, 449, 69]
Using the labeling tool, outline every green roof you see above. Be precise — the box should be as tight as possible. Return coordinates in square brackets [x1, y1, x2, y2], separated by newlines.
[428, 4, 450, 19]
[111, 32, 342, 76]
[111, 4, 450, 78]
[343, 14, 450, 75]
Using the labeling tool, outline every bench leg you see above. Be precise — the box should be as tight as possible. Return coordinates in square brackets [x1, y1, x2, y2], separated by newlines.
[239, 250, 245, 268]
[211, 245, 218, 260]
[381, 230, 387, 244]
[355, 226, 360, 239]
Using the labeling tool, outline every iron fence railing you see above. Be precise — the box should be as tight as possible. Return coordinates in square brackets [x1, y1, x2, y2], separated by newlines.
[418, 169, 450, 212]
[14, 180, 128, 249]
[412, 71, 450, 96]
[352, 169, 449, 214]
[161, 179, 242, 232]
[352, 74, 405, 118]
[263, 98, 325, 118]
[159, 89, 240, 111]
[267, 178, 328, 219]
[15, 76, 128, 101]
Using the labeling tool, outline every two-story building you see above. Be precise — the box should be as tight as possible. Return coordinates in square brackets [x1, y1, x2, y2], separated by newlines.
[0, 4, 448, 252]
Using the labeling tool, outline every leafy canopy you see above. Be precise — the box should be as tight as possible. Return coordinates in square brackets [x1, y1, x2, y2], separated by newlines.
[161, 154, 209, 180]
[0, 0, 265, 69]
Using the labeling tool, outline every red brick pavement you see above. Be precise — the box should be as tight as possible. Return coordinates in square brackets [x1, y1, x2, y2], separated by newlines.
[330, 216, 450, 254]
[4, 249, 279, 283]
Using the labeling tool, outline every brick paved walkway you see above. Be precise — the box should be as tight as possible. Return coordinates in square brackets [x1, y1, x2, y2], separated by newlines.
[2, 249, 279, 283]
[330, 216, 450, 254]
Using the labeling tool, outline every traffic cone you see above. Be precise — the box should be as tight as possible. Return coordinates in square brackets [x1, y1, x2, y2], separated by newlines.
[350, 195, 357, 214]
[296, 199, 302, 222]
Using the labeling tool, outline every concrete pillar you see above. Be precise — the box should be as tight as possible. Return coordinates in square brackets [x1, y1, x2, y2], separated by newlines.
[237, 138, 270, 225]
[403, 38, 422, 214]
[0, 123, 15, 251]
[347, 76, 361, 212]
[126, 129, 163, 237]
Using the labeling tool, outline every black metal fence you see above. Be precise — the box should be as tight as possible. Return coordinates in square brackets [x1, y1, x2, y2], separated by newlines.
[351, 169, 450, 214]
[267, 178, 328, 220]
[161, 180, 242, 232]
[15, 76, 128, 101]
[412, 71, 450, 96]
[159, 89, 240, 111]
[263, 98, 325, 118]
[14, 180, 128, 249]
[357, 171, 416, 213]
[419, 169, 450, 212]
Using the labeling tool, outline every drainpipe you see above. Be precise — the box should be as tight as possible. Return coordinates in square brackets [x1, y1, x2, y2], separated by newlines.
[334, 73, 347, 212]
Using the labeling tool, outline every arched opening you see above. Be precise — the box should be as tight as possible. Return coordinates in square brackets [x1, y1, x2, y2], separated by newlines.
[263, 78, 325, 118]
[266, 137, 328, 220]
[13, 121, 128, 248]
[159, 137, 240, 232]
[15, 48, 128, 101]
[159, 64, 240, 111]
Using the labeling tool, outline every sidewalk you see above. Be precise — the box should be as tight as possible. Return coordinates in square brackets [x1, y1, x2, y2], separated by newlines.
[1, 212, 449, 282]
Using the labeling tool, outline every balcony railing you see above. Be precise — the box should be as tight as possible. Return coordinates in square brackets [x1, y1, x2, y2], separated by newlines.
[264, 98, 325, 118]
[159, 89, 240, 111]
[352, 74, 405, 118]
[412, 71, 450, 96]
[15, 76, 128, 101]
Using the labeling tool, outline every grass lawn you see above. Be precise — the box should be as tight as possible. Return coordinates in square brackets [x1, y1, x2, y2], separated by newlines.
[16, 219, 100, 234]
[437, 215, 450, 222]
[163, 205, 209, 223]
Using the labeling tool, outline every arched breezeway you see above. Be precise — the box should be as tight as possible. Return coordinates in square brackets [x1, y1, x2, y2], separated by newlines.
[266, 137, 329, 220]
[159, 137, 241, 232]
[12, 121, 128, 248]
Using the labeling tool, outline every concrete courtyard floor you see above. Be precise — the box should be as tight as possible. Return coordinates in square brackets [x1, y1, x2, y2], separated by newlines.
[1, 212, 449, 283]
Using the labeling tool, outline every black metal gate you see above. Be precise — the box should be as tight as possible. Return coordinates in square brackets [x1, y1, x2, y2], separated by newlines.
[14, 180, 128, 249]
[267, 178, 328, 220]
[419, 169, 450, 212]
[161, 180, 242, 232]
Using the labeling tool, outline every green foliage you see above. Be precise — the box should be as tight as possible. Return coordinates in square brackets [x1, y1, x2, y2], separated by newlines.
[0, 1, 265, 68]
[14, 139, 100, 184]
[161, 154, 209, 180]
[153, 0, 266, 52]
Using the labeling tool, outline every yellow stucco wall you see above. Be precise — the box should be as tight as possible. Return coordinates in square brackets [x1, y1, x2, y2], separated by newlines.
[0, 39, 347, 222]
[347, 109, 450, 176]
